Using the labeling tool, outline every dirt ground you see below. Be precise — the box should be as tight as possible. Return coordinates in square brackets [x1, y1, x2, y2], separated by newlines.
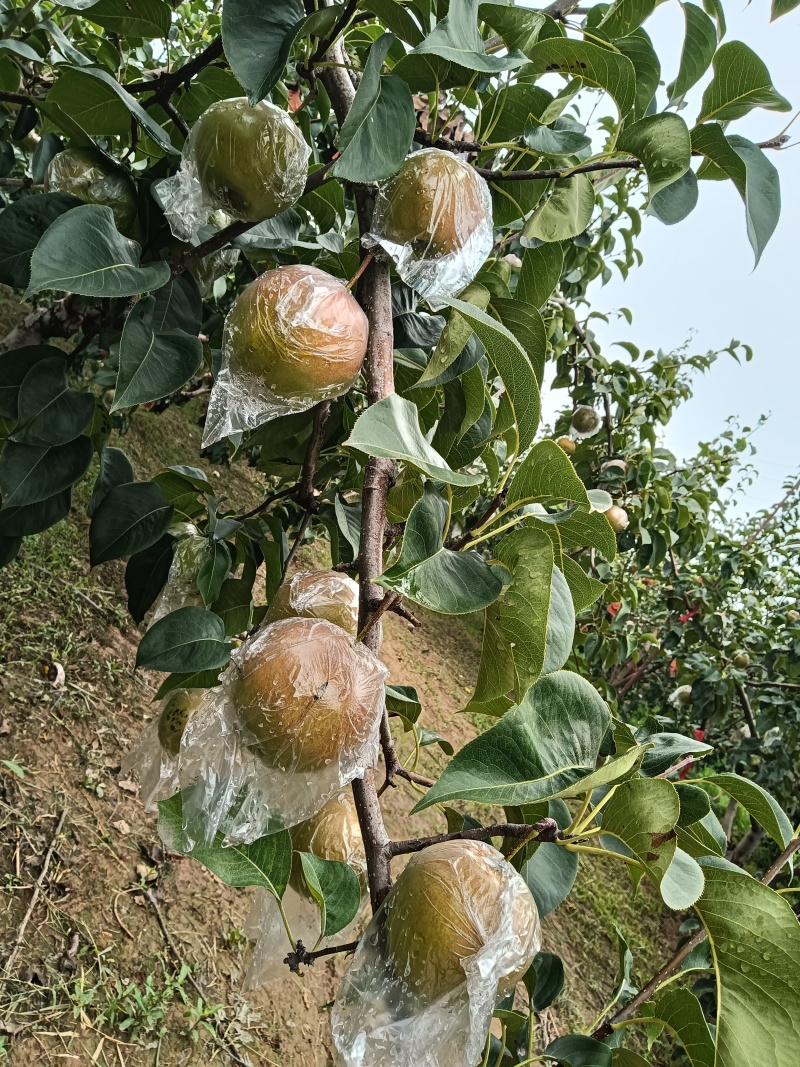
[0, 404, 675, 1066]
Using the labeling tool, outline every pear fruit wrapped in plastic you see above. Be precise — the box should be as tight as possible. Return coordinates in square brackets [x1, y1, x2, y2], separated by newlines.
[265, 570, 360, 637]
[121, 687, 209, 811]
[161, 98, 310, 240]
[44, 146, 138, 236]
[331, 839, 540, 1067]
[203, 265, 369, 445]
[245, 793, 367, 988]
[365, 148, 493, 303]
[175, 617, 387, 845]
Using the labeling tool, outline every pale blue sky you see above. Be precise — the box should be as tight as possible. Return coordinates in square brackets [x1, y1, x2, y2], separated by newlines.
[539, 1, 799, 513]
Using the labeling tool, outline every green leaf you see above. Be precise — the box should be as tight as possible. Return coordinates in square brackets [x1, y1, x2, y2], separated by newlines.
[88, 446, 133, 517]
[649, 168, 698, 225]
[473, 527, 554, 703]
[416, 284, 490, 386]
[404, 0, 527, 75]
[298, 852, 362, 938]
[49, 67, 177, 154]
[546, 508, 617, 561]
[197, 539, 229, 606]
[561, 556, 606, 613]
[697, 41, 791, 123]
[86, 0, 171, 37]
[523, 118, 592, 156]
[386, 684, 421, 723]
[676, 783, 712, 827]
[772, 0, 800, 18]
[413, 670, 612, 812]
[441, 298, 541, 452]
[522, 39, 637, 117]
[151, 274, 203, 335]
[526, 951, 565, 1011]
[27, 205, 171, 298]
[516, 242, 564, 310]
[508, 439, 590, 509]
[0, 489, 71, 538]
[542, 566, 576, 675]
[211, 577, 253, 636]
[113, 297, 203, 410]
[597, 0, 657, 39]
[647, 987, 714, 1067]
[616, 29, 661, 120]
[547, 1035, 612, 1067]
[520, 799, 578, 917]
[136, 606, 231, 672]
[703, 773, 793, 848]
[491, 298, 547, 385]
[90, 481, 173, 565]
[694, 863, 800, 1067]
[158, 792, 291, 896]
[524, 174, 595, 243]
[221, 0, 319, 104]
[0, 347, 66, 420]
[344, 394, 482, 486]
[0, 40, 41, 62]
[333, 33, 415, 183]
[0, 437, 93, 507]
[154, 668, 221, 700]
[728, 135, 781, 267]
[617, 114, 691, 199]
[125, 533, 174, 624]
[0, 192, 83, 290]
[366, 0, 424, 45]
[667, 3, 718, 104]
[12, 356, 95, 446]
[377, 484, 503, 614]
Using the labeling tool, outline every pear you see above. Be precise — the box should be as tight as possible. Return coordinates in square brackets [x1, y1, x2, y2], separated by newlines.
[44, 146, 138, 235]
[266, 570, 360, 637]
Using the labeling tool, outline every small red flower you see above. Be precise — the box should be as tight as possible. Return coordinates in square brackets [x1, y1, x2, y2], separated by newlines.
[607, 602, 622, 617]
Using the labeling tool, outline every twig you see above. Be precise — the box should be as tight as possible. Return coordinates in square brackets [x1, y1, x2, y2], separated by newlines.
[741, 475, 800, 551]
[346, 252, 374, 291]
[616, 649, 660, 700]
[396, 766, 435, 788]
[450, 491, 507, 551]
[235, 484, 297, 522]
[282, 512, 313, 578]
[734, 681, 759, 739]
[283, 938, 359, 973]
[478, 158, 642, 183]
[158, 98, 189, 139]
[112, 890, 134, 940]
[357, 591, 399, 644]
[592, 835, 800, 1039]
[124, 37, 224, 97]
[390, 819, 560, 857]
[3, 809, 66, 976]
[298, 400, 332, 511]
[305, 0, 361, 71]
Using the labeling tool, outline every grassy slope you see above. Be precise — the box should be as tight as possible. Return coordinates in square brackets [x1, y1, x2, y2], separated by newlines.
[0, 387, 675, 1065]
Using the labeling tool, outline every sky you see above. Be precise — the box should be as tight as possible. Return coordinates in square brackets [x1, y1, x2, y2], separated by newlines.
[539, 1, 800, 514]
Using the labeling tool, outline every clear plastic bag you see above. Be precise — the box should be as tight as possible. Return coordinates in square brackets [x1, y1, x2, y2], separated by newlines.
[148, 526, 209, 626]
[330, 840, 541, 1067]
[175, 617, 388, 846]
[44, 145, 138, 236]
[120, 687, 212, 811]
[160, 98, 310, 241]
[202, 265, 369, 447]
[265, 570, 360, 637]
[244, 793, 368, 988]
[364, 148, 493, 306]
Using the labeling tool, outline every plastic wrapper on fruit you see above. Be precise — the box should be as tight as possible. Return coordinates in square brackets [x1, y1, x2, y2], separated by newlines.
[120, 687, 213, 812]
[201, 265, 369, 447]
[263, 570, 360, 637]
[148, 525, 209, 626]
[44, 145, 139, 236]
[363, 148, 494, 307]
[159, 98, 310, 241]
[175, 617, 388, 847]
[330, 840, 541, 1067]
[243, 794, 369, 988]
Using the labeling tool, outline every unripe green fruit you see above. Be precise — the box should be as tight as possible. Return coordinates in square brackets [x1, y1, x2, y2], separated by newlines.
[383, 840, 539, 1003]
[571, 405, 601, 436]
[601, 459, 628, 476]
[556, 436, 575, 455]
[671, 684, 693, 707]
[733, 651, 750, 668]
[266, 570, 360, 637]
[190, 98, 309, 223]
[231, 617, 383, 773]
[290, 793, 367, 895]
[157, 689, 205, 756]
[606, 505, 629, 534]
[376, 149, 489, 258]
[224, 265, 369, 403]
[44, 146, 138, 235]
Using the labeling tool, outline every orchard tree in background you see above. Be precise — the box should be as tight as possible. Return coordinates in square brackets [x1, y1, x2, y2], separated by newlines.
[1, 0, 799, 1065]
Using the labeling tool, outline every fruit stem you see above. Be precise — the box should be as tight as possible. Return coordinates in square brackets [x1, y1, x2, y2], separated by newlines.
[346, 252, 374, 290]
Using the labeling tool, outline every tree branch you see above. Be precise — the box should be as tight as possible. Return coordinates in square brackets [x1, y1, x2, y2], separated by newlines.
[124, 37, 224, 98]
[284, 938, 359, 973]
[390, 819, 560, 857]
[592, 835, 800, 1039]
[298, 400, 332, 511]
[741, 475, 800, 551]
[734, 681, 759, 739]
